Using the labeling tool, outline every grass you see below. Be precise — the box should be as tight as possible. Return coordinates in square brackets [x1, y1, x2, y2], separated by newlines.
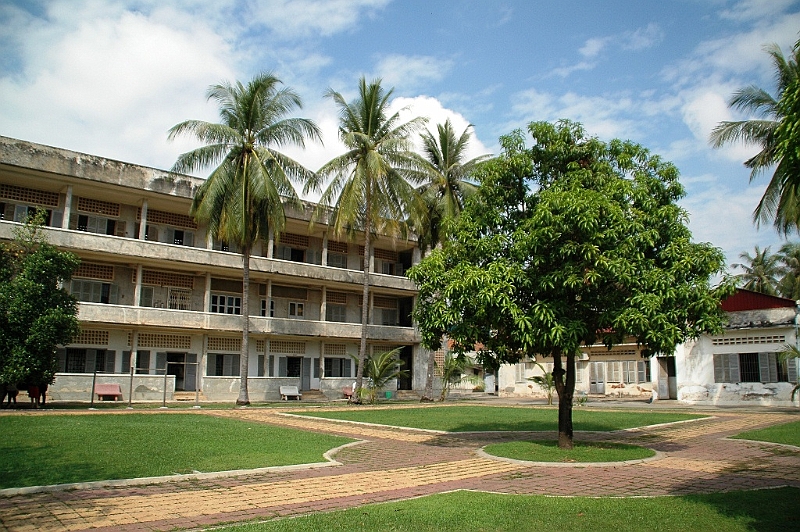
[296, 405, 704, 432]
[213, 487, 799, 532]
[733, 420, 800, 447]
[484, 440, 655, 462]
[0, 413, 353, 489]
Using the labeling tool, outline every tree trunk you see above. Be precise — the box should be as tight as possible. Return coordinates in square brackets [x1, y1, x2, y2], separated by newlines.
[552, 351, 575, 449]
[236, 248, 251, 406]
[353, 222, 371, 404]
[420, 348, 435, 402]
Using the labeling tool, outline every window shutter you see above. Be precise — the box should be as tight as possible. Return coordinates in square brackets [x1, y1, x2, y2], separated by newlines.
[278, 356, 287, 377]
[729, 353, 741, 383]
[104, 351, 115, 373]
[713, 354, 724, 382]
[122, 351, 131, 374]
[57, 348, 67, 373]
[344, 358, 352, 378]
[116, 221, 127, 237]
[268, 355, 275, 377]
[140, 286, 154, 307]
[185, 231, 194, 247]
[788, 356, 798, 382]
[223, 354, 235, 376]
[86, 350, 97, 373]
[3, 203, 15, 221]
[313, 358, 320, 378]
[257, 355, 265, 377]
[109, 284, 119, 304]
[51, 211, 63, 228]
[162, 228, 173, 244]
[207, 354, 216, 376]
[156, 352, 167, 374]
[758, 353, 771, 383]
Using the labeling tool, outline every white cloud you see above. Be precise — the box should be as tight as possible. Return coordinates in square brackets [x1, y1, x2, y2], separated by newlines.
[621, 23, 664, 51]
[550, 61, 595, 78]
[720, 0, 797, 22]
[373, 54, 454, 92]
[245, 0, 391, 39]
[579, 37, 608, 58]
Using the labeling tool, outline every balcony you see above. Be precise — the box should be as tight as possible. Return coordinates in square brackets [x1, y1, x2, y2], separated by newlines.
[78, 303, 420, 343]
[0, 222, 417, 292]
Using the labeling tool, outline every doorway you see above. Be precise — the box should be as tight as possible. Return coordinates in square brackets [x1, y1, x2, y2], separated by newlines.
[165, 353, 197, 391]
[589, 362, 605, 394]
[658, 357, 677, 399]
[398, 346, 413, 390]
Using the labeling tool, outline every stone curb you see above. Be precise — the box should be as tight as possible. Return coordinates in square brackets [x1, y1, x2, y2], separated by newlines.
[475, 446, 666, 468]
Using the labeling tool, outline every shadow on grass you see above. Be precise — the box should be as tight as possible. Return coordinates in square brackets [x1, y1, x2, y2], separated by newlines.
[686, 487, 799, 532]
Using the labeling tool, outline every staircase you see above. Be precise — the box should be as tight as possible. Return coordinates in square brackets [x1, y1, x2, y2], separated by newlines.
[395, 390, 421, 401]
[299, 389, 328, 402]
[173, 391, 206, 402]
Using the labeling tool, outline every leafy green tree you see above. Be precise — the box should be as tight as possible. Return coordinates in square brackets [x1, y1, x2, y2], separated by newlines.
[778, 344, 800, 400]
[710, 39, 800, 234]
[169, 72, 321, 405]
[409, 120, 732, 449]
[354, 347, 409, 404]
[306, 77, 426, 402]
[0, 211, 80, 389]
[416, 120, 489, 402]
[732, 246, 780, 295]
[437, 350, 481, 401]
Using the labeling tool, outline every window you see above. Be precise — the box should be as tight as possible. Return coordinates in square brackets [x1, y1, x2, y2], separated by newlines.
[168, 288, 191, 310]
[75, 214, 115, 235]
[211, 294, 241, 314]
[381, 308, 397, 326]
[326, 304, 347, 322]
[208, 354, 240, 376]
[71, 280, 118, 304]
[324, 357, 352, 377]
[261, 299, 275, 317]
[278, 356, 302, 377]
[63, 349, 111, 373]
[381, 262, 395, 275]
[607, 361, 621, 382]
[289, 302, 304, 318]
[327, 253, 347, 269]
[140, 286, 154, 307]
[637, 360, 651, 383]
[622, 361, 638, 383]
[65, 348, 86, 373]
[713, 352, 796, 383]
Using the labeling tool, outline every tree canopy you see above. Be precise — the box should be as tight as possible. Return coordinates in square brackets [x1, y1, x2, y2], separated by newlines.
[0, 212, 80, 387]
[409, 120, 732, 448]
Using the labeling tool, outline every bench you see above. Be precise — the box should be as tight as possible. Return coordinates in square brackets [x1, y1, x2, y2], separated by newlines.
[279, 385, 302, 401]
[342, 386, 353, 399]
[94, 383, 123, 401]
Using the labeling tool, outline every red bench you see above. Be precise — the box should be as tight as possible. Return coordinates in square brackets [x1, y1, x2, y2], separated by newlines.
[94, 383, 123, 401]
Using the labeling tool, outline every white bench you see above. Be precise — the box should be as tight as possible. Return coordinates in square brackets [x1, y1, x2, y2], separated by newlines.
[279, 386, 302, 401]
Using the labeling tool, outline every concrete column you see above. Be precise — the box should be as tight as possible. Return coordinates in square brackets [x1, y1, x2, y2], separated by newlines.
[134, 265, 143, 306]
[267, 228, 274, 259]
[204, 273, 211, 312]
[321, 232, 328, 266]
[266, 279, 273, 317]
[138, 199, 148, 240]
[412, 246, 421, 265]
[62, 185, 72, 229]
[369, 291, 375, 325]
[321, 286, 327, 322]
[369, 246, 375, 274]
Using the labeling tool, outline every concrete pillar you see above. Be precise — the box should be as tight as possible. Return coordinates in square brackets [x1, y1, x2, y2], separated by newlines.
[267, 228, 274, 259]
[204, 273, 211, 312]
[321, 286, 327, 322]
[369, 291, 375, 325]
[412, 246, 421, 265]
[138, 199, 148, 240]
[266, 279, 272, 317]
[134, 264, 143, 306]
[62, 185, 72, 229]
[321, 232, 328, 266]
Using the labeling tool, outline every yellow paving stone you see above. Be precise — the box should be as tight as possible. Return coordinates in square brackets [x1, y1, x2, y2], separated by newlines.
[642, 457, 733, 473]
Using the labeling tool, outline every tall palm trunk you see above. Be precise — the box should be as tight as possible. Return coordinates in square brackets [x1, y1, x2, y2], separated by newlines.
[353, 219, 371, 404]
[237, 247, 251, 405]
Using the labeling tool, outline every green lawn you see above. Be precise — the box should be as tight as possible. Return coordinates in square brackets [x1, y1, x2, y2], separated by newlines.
[215, 487, 799, 532]
[484, 440, 655, 462]
[733, 420, 800, 447]
[0, 413, 353, 489]
[296, 406, 704, 432]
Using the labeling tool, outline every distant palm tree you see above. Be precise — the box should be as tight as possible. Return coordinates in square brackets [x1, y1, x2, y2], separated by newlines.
[417, 120, 488, 402]
[306, 77, 426, 402]
[777, 344, 800, 400]
[417, 119, 488, 252]
[710, 39, 800, 234]
[438, 351, 480, 401]
[777, 241, 800, 299]
[169, 73, 321, 405]
[732, 246, 780, 295]
[355, 347, 409, 404]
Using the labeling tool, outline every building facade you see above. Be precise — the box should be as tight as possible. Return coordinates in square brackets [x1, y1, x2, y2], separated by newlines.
[0, 136, 425, 402]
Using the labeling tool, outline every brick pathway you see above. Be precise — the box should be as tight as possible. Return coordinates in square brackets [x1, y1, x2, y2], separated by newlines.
[1, 405, 798, 531]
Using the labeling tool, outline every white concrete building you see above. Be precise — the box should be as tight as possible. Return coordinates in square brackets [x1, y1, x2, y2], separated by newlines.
[498, 289, 800, 406]
[0, 136, 425, 402]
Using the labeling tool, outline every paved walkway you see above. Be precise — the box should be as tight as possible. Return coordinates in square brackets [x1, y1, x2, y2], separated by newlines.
[1, 404, 799, 531]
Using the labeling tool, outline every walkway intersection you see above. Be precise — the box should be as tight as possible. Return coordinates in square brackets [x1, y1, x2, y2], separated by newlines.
[0, 404, 798, 531]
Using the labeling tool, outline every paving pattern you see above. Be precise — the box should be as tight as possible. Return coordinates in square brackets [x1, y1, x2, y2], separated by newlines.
[1, 404, 798, 531]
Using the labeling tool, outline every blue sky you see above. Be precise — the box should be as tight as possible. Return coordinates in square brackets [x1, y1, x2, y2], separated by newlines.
[1, 0, 799, 269]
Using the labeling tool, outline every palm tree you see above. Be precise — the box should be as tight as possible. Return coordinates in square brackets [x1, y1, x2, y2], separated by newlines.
[438, 351, 481, 401]
[417, 120, 489, 402]
[777, 241, 800, 299]
[354, 347, 409, 404]
[710, 39, 800, 234]
[732, 246, 780, 295]
[778, 344, 800, 400]
[169, 73, 321, 405]
[305, 77, 426, 402]
[417, 119, 487, 252]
